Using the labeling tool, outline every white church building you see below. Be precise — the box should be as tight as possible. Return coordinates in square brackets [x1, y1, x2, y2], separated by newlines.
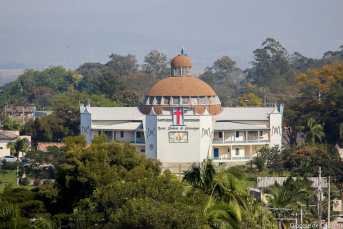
[80, 53, 283, 164]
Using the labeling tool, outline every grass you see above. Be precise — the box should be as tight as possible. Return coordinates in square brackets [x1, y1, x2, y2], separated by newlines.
[0, 170, 38, 193]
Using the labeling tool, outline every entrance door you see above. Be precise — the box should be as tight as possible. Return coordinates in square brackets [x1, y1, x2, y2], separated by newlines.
[214, 148, 219, 158]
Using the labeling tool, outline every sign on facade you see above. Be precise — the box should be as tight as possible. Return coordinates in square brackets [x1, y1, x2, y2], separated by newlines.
[333, 199, 342, 212]
[257, 177, 328, 188]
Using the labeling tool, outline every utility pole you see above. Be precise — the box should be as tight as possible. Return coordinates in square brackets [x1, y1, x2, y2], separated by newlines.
[261, 188, 263, 229]
[22, 106, 24, 128]
[300, 205, 316, 226]
[318, 166, 322, 229]
[328, 176, 331, 228]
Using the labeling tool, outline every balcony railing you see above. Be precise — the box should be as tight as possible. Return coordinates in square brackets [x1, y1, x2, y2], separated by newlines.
[129, 140, 146, 144]
[213, 157, 252, 161]
[212, 140, 269, 144]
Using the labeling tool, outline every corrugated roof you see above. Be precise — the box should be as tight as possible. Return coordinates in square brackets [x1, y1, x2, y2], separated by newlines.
[0, 131, 19, 140]
[85, 107, 145, 121]
[214, 107, 274, 121]
[93, 122, 143, 130]
[215, 122, 269, 130]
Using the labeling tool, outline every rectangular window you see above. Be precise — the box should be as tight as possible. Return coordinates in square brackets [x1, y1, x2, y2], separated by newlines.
[121, 131, 124, 138]
[260, 131, 263, 137]
[236, 131, 239, 138]
[149, 97, 154, 105]
[163, 96, 170, 105]
[182, 97, 189, 105]
[98, 131, 101, 135]
[191, 97, 197, 105]
[218, 132, 222, 138]
[0, 147, 3, 150]
[236, 148, 239, 156]
[172, 96, 180, 105]
[141, 149, 145, 153]
[227, 148, 230, 152]
[156, 96, 162, 105]
[136, 132, 141, 138]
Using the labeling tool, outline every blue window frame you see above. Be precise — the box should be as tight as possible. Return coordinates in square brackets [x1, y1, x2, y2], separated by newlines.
[260, 131, 263, 136]
[121, 131, 124, 138]
[236, 131, 239, 138]
[219, 132, 222, 138]
[136, 132, 141, 138]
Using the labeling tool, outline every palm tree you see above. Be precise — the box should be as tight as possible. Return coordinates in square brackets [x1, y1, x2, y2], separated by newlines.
[7, 137, 29, 186]
[202, 196, 241, 229]
[183, 159, 248, 228]
[183, 159, 248, 203]
[265, 177, 316, 228]
[298, 118, 325, 144]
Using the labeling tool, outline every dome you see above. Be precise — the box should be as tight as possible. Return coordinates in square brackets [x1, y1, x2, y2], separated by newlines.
[141, 51, 222, 115]
[141, 77, 222, 115]
[171, 55, 192, 67]
[146, 77, 216, 97]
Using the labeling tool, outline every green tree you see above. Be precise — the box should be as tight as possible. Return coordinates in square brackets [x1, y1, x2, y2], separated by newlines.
[7, 137, 29, 186]
[251, 146, 269, 172]
[106, 53, 139, 77]
[142, 49, 169, 80]
[125, 73, 159, 99]
[237, 93, 264, 107]
[112, 90, 141, 107]
[247, 38, 294, 93]
[266, 145, 284, 176]
[298, 118, 325, 144]
[72, 171, 205, 228]
[38, 135, 162, 215]
[92, 71, 127, 98]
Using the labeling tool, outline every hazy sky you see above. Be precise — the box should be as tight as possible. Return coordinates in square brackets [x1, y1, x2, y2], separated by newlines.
[0, 0, 342, 71]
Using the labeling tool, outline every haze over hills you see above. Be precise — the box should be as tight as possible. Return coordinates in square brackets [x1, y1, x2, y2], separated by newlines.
[0, 0, 342, 71]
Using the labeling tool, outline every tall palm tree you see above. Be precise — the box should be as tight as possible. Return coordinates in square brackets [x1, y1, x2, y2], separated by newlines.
[7, 137, 29, 186]
[183, 159, 248, 228]
[298, 118, 325, 144]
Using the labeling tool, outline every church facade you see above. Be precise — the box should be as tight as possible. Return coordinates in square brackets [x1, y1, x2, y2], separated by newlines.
[80, 53, 283, 164]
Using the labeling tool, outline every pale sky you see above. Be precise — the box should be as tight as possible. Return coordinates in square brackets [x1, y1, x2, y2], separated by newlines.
[0, 0, 342, 70]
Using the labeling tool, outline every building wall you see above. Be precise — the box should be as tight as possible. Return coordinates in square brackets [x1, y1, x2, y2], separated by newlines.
[81, 113, 92, 143]
[270, 111, 282, 147]
[146, 115, 157, 159]
[0, 142, 11, 157]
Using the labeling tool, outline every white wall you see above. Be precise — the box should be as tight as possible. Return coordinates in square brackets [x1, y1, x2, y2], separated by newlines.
[269, 111, 282, 147]
[81, 113, 92, 143]
[146, 115, 157, 159]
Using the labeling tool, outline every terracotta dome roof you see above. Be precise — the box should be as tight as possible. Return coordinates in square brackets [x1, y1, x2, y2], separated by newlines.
[146, 76, 216, 97]
[171, 55, 192, 67]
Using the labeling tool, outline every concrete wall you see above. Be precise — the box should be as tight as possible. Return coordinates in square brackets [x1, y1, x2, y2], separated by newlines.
[146, 115, 157, 159]
[81, 113, 92, 143]
[0, 142, 10, 157]
[270, 111, 282, 147]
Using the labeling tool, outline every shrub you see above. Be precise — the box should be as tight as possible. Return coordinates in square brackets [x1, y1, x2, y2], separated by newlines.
[33, 179, 41, 186]
[20, 178, 30, 186]
[43, 179, 52, 185]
